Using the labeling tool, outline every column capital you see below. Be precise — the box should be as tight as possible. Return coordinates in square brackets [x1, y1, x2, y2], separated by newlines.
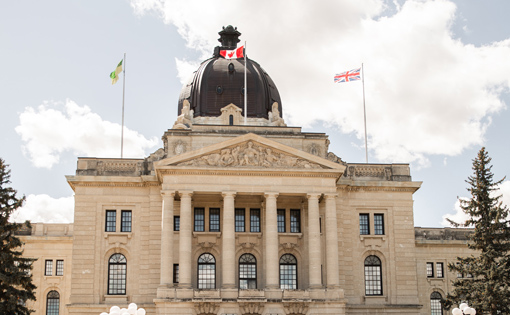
[221, 191, 237, 198]
[160, 190, 175, 197]
[306, 193, 321, 200]
[178, 190, 193, 198]
[264, 192, 279, 199]
[323, 193, 338, 200]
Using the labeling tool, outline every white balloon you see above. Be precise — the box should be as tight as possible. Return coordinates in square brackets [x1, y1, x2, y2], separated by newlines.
[111, 312, 120, 315]
[110, 306, 121, 313]
[472, 309, 476, 315]
[100, 313, 109, 315]
[137, 308, 146, 315]
[464, 307, 473, 315]
[128, 303, 137, 309]
[452, 308, 462, 315]
[121, 312, 130, 315]
[460, 303, 469, 310]
[128, 308, 136, 315]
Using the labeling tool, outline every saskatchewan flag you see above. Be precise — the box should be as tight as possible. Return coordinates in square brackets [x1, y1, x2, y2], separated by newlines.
[110, 59, 123, 85]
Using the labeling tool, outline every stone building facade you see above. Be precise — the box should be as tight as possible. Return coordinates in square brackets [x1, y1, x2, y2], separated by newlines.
[19, 26, 476, 315]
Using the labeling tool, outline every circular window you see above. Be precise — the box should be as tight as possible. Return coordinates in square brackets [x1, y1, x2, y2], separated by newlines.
[228, 63, 235, 72]
[216, 86, 223, 95]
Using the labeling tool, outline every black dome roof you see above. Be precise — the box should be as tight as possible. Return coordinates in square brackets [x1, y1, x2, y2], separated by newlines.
[177, 26, 282, 120]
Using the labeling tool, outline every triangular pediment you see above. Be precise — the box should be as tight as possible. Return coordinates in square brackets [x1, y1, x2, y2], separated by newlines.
[155, 133, 345, 171]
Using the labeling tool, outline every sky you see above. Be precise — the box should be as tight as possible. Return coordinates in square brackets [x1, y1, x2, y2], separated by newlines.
[1, 0, 509, 227]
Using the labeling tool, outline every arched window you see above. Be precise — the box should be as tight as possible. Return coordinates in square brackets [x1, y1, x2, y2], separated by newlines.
[108, 253, 127, 295]
[46, 290, 59, 315]
[198, 253, 216, 289]
[229, 115, 234, 125]
[364, 255, 382, 296]
[279, 254, 297, 290]
[239, 253, 257, 289]
[430, 291, 443, 315]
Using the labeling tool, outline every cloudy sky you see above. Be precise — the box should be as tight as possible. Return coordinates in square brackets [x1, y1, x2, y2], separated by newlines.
[1, 0, 509, 227]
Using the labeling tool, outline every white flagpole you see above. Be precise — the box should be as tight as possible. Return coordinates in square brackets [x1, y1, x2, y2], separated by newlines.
[121, 52, 126, 159]
[362, 63, 368, 163]
[244, 41, 247, 125]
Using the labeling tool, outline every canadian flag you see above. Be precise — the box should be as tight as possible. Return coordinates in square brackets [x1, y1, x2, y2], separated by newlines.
[220, 46, 244, 59]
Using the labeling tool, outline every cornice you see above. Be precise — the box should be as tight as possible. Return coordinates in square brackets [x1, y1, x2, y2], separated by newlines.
[157, 168, 341, 179]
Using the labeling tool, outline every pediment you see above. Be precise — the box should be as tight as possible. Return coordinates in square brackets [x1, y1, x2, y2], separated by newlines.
[155, 133, 345, 171]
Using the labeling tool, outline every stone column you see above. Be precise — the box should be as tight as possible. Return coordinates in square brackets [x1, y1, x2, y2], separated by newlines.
[222, 191, 236, 288]
[324, 193, 340, 288]
[264, 192, 279, 288]
[178, 191, 193, 288]
[160, 191, 175, 286]
[307, 193, 322, 288]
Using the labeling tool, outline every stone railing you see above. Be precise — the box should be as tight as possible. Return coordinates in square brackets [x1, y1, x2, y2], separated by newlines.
[76, 158, 146, 176]
[415, 227, 472, 241]
[342, 163, 412, 181]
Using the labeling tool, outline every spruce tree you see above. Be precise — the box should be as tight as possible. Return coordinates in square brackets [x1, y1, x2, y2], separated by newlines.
[0, 158, 37, 314]
[443, 147, 510, 314]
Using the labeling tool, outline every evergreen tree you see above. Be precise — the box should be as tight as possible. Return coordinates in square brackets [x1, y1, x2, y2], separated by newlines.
[0, 158, 37, 314]
[443, 147, 510, 314]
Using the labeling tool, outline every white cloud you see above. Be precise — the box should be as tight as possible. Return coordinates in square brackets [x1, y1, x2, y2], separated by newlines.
[15, 99, 159, 168]
[12, 194, 74, 223]
[131, 0, 510, 166]
[441, 180, 510, 226]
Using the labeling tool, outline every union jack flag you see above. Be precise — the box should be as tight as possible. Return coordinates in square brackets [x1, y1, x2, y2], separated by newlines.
[334, 68, 361, 83]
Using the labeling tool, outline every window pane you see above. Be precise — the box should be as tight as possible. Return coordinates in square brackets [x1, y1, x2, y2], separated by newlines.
[235, 209, 245, 232]
[290, 209, 300, 233]
[105, 210, 116, 232]
[173, 264, 179, 284]
[427, 262, 434, 278]
[198, 253, 215, 289]
[277, 209, 286, 233]
[239, 254, 257, 289]
[364, 255, 382, 296]
[279, 254, 297, 289]
[56, 260, 64, 276]
[194, 208, 205, 232]
[209, 208, 220, 232]
[45, 260, 53, 276]
[108, 254, 126, 295]
[431, 291, 443, 315]
[250, 209, 260, 232]
[374, 214, 384, 235]
[359, 214, 369, 235]
[174, 216, 180, 231]
[121, 210, 132, 232]
[436, 263, 444, 278]
[46, 291, 60, 315]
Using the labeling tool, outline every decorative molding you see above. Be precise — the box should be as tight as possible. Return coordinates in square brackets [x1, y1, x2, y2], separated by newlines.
[173, 140, 187, 155]
[239, 302, 264, 315]
[176, 141, 324, 169]
[283, 301, 309, 315]
[194, 302, 220, 315]
[158, 169, 338, 179]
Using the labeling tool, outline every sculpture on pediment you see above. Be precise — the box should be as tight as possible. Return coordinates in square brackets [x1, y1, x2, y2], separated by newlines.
[177, 141, 323, 169]
[173, 100, 194, 129]
[269, 102, 286, 126]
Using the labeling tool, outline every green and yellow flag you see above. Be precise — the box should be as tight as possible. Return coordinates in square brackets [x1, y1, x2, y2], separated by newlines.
[110, 59, 123, 85]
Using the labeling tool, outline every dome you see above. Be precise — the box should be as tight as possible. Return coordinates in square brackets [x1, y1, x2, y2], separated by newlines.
[178, 26, 282, 120]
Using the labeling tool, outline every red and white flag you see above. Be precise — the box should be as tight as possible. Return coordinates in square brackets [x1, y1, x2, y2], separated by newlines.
[220, 46, 244, 59]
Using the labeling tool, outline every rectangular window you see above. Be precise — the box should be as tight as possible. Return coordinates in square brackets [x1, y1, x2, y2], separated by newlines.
[194, 208, 205, 232]
[209, 208, 220, 232]
[173, 264, 179, 284]
[121, 210, 132, 232]
[56, 260, 64, 276]
[290, 209, 301, 233]
[105, 210, 116, 232]
[427, 262, 434, 278]
[359, 214, 370, 235]
[250, 208, 260, 232]
[235, 208, 245, 232]
[374, 214, 384, 235]
[174, 216, 180, 231]
[436, 262, 444, 278]
[45, 260, 53, 276]
[277, 209, 286, 233]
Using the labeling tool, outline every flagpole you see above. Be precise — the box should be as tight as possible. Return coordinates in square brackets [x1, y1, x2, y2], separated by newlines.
[121, 52, 126, 159]
[244, 41, 247, 125]
[362, 63, 368, 163]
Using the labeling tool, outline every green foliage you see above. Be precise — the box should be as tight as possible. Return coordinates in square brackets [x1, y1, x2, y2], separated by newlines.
[0, 158, 37, 314]
[443, 148, 510, 314]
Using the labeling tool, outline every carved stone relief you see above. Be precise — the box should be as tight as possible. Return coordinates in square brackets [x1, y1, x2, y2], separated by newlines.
[239, 302, 264, 315]
[194, 302, 219, 315]
[173, 140, 187, 155]
[283, 302, 309, 315]
[177, 141, 324, 169]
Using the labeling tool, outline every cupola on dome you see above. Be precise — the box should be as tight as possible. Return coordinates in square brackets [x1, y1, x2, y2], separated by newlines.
[177, 25, 282, 121]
